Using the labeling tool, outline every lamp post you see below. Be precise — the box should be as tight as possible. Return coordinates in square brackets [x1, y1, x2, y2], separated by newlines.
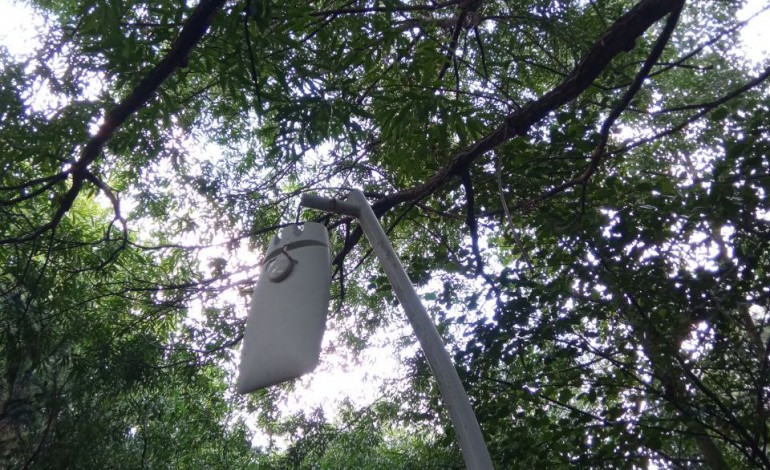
[300, 190, 494, 470]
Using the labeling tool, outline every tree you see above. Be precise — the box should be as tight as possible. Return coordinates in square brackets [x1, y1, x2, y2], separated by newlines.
[2, 0, 769, 468]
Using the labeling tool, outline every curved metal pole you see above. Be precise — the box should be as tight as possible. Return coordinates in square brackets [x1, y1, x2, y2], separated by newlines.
[301, 190, 494, 470]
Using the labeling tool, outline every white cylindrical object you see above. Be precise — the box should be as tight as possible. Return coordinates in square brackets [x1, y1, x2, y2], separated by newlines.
[237, 223, 332, 393]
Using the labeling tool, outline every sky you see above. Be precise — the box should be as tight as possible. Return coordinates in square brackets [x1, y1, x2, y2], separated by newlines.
[0, 1, 44, 57]
[739, 0, 770, 62]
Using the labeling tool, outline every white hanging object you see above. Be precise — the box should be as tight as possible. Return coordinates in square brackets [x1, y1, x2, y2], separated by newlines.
[237, 222, 332, 393]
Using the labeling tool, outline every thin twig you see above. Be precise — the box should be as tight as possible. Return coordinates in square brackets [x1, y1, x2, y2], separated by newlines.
[311, 0, 461, 17]
[460, 168, 484, 275]
[494, 153, 533, 268]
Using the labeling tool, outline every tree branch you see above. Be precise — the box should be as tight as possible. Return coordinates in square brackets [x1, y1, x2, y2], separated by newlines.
[514, 1, 683, 211]
[243, 0, 262, 109]
[618, 64, 770, 154]
[329, 0, 685, 268]
[370, 0, 686, 216]
[0, 0, 227, 245]
[460, 168, 484, 275]
[311, 0, 461, 17]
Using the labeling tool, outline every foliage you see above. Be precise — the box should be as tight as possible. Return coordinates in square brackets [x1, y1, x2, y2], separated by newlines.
[2, 0, 770, 468]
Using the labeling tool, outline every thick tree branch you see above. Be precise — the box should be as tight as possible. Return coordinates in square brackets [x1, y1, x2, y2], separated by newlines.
[329, 0, 685, 266]
[516, 1, 683, 211]
[370, 0, 685, 215]
[0, 0, 227, 245]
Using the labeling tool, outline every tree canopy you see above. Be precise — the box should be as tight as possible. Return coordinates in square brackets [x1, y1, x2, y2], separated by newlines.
[2, 0, 770, 468]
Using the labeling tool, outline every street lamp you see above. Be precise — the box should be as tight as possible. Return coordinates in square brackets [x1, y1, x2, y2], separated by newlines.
[238, 190, 493, 470]
[237, 222, 332, 393]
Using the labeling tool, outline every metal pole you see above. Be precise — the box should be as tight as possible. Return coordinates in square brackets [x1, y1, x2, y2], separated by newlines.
[300, 190, 494, 470]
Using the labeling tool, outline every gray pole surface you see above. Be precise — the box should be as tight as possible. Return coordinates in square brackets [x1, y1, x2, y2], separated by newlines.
[300, 190, 494, 470]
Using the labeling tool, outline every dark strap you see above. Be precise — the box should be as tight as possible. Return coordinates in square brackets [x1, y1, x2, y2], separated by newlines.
[263, 239, 328, 264]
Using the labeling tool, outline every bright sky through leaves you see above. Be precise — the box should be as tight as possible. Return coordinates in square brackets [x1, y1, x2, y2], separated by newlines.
[3, 0, 770, 467]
